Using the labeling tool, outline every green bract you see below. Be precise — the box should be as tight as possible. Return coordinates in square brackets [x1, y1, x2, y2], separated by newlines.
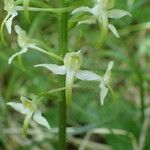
[7, 96, 50, 135]
[72, 0, 131, 47]
[35, 51, 101, 104]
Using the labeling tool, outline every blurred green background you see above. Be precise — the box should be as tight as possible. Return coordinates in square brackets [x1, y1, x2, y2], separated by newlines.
[0, 0, 150, 150]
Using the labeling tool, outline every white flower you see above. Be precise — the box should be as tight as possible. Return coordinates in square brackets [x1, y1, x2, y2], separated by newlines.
[8, 25, 58, 64]
[7, 96, 50, 134]
[72, 0, 131, 45]
[35, 51, 101, 104]
[35, 51, 113, 105]
[3, 0, 20, 34]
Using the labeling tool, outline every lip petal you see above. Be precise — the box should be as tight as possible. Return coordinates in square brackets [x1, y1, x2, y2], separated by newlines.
[65, 70, 75, 104]
[23, 111, 33, 136]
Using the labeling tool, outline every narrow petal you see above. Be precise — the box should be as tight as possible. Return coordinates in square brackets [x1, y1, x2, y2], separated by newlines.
[104, 61, 114, 83]
[99, 61, 114, 105]
[108, 24, 120, 38]
[99, 81, 109, 105]
[5, 12, 18, 34]
[75, 70, 101, 81]
[8, 47, 28, 64]
[7, 102, 29, 114]
[23, 112, 33, 135]
[35, 64, 66, 75]
[65, 70, 75, 104]
[72, 6, 92, 15]
[108, 9, 131, 19]
[33, 110, 50, 130]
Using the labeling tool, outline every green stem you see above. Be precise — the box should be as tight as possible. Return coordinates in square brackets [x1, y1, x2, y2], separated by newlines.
[58, 0, 68, 150]
[16, 6, 74, 13]
[138, 73, 145, 122]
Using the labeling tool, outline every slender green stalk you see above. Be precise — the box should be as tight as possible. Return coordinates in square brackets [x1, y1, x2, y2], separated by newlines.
[138, 73, 145, 122]
[58, 0, 68, 150]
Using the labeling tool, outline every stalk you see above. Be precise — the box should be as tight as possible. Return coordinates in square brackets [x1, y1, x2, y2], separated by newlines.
[58, 0, 68, 149]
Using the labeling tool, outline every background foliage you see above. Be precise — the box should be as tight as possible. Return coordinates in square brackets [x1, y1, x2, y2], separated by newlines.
[0, 0, 150, 150]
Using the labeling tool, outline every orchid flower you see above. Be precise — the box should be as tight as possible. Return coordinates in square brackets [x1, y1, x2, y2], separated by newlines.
[72, 0, 131, 47]
[35, 51, 113, 105]
[8, 25, 61, 64]
[35, 51, 101, 104]
[7, 96, 50, 135]
[1, 0, 22, 34]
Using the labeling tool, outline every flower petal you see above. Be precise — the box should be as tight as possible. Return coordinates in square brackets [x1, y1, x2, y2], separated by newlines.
[35, 64, 66, 75]
[104, 61, 114, 83]
[65, 70, 75, 104]
[75, 70, 101, 81]
[33, 110, 50, 130]
[23, 111, 33, 135]
[108, 9, 131, 19]
[5, 11, 18, 34]
[77, 18, 97, 25]
[72, 6, 92, 15]
[108, 24, 120, 38]
[8, 47, 28, 64]
[7, 102, 29, 114]
[99, 81, 109, 105]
